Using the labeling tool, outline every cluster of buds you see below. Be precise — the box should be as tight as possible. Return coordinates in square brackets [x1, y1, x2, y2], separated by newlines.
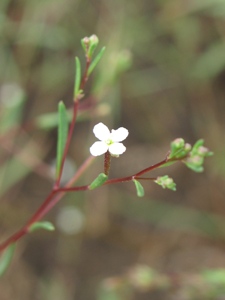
[168, 138, 213, 173]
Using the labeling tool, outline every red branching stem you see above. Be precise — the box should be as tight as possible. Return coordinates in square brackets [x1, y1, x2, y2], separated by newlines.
[0, 155, 95, 252]
[0, 151, 180, 253]
[0, 54, 93, 253]
[28, 155, 95, 224]
[0, 41, 187, 255]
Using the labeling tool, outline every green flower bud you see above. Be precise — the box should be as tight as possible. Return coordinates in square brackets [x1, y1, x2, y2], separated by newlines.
[154, 175, 176, 191]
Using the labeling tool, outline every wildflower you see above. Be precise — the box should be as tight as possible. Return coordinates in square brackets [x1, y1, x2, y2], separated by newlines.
[90, 122, 129, 157]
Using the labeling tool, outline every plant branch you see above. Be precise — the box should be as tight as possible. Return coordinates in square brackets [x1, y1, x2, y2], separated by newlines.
[0, 155, 95, 252]
[0, 54, 93, 253]
[55, 55, 91, 187]
[80, 58, 91, 90]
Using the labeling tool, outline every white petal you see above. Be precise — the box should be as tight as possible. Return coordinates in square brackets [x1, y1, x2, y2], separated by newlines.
[111, 127, 129, 142]
[90, 141, 108, 156]
[93, 123, 110, 141]
[108, 143, 126, 156]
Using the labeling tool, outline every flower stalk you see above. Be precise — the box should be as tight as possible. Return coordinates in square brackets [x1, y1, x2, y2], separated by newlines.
[104, 151, 111, 176]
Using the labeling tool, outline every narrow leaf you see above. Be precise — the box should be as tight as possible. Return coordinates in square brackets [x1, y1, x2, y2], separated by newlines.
[88, 46, 106, 76]
[56, 101, 68, 178]
[89, 173, 108, 190]
[133, 179, 145, 197]
[74, 57, 81, 99]
[35, 110, 72, 130]
[0, 244, 16, 276]
[35, 108, 91, 130]
[29, 221, 55, 233]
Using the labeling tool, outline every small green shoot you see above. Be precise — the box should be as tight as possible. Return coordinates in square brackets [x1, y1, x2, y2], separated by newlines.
[56, 101, 69, 179]
[81, 35, 99, 59]
[89, 173, 108, 190]
[29, 221, 55, 232]
[87, 35, 99, 58]
[184, 139, 213, 173]
[74, 57, 82, 100]
[168, 138, 191, 159]
[155, 175, 176, 191]
[133, 179, 145, 197]
[0, 244, 16, 276]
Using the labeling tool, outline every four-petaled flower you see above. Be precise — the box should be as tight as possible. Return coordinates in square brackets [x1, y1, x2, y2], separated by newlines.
[90, 122, 129, 157]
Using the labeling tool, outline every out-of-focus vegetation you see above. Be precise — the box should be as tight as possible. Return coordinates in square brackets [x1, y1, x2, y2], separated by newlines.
[0, 0, 225, 299]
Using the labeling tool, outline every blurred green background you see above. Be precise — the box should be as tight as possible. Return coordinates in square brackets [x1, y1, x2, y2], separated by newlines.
[0, 0, 225, 299]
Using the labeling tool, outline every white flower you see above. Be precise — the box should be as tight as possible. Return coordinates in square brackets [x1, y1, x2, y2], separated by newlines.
[90, 122, 129, 157]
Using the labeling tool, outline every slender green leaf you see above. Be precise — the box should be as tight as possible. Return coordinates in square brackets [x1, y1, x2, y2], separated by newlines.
[35, 110, 72, 130]
[89, 173, 108, 190]
[0, 244, 16, 276]
[35, 108, 91, 130]
[88, 46, 106, 76]
[74, 57, 81, 99]
[56, 101, 68, 178]
[133, 179, 145, 197]
[29, 221, 55, 232]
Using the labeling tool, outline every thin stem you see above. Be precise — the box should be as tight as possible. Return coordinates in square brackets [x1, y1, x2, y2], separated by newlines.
[135, 158, 168, 177]
[80, 58, 91, 90]
[0, 152, 183, 253]
[135, 177, 157, 181]
[0, 156, 95, 252]
[56, 157, 178, 192]
[104, 151, 111, 175]
[0, 54, 94, 252]
[28, 156, 94, 224]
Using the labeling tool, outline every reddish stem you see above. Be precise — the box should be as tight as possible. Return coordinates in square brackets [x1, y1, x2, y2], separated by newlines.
[0, 55, 93, 253]
[104, 151, 111, 175]
[135, 158, 168, 177]
[0, 45, 189, 254]
[0, 151, 182, 253]
[0, 155, 95, 252]
[80, 58, 91, 89]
